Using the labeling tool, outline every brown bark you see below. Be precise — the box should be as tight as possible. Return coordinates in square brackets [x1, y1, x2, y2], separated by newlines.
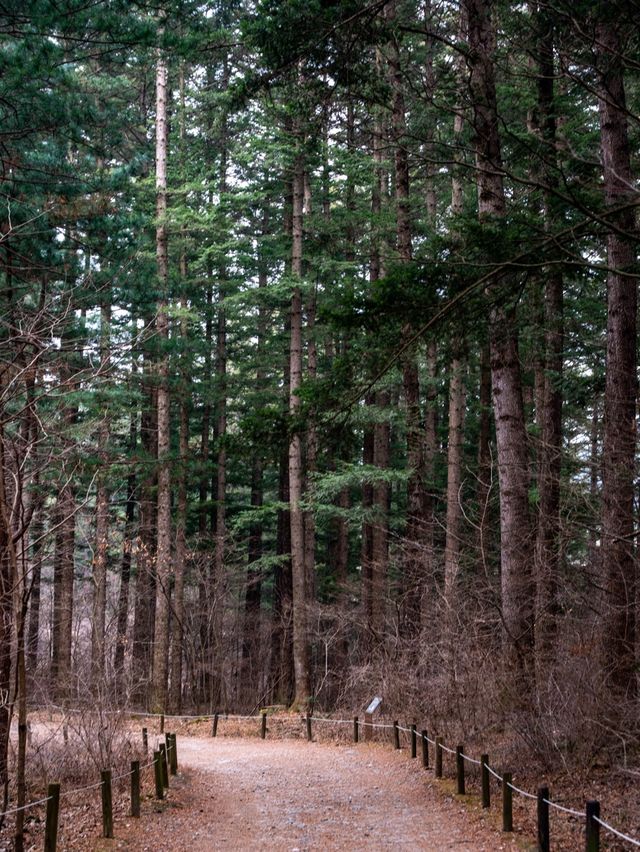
[596, 19, 637, 693]
[269, 172, 294, 706]
[25, 486, 43, 676]
[131, 326, 157, 704]
[0, 410, 18, 813]
[465, 0, 534, 676]
[289, 148, 310, 707]
[476, 343, 492, 575]
[91, 301, 111, 688]
[443, 353, 467, 640]
[151, 50, 171, 712]
[114, 466, 135, 694]
[529, 14, 564, 678]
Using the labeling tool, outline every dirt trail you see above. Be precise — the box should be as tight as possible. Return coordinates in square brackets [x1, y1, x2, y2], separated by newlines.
[158, 736, 526, 851]
[14, 724, 529, 850]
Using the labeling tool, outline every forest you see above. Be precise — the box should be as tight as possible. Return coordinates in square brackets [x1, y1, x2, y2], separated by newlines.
[0, 0, 638, 834]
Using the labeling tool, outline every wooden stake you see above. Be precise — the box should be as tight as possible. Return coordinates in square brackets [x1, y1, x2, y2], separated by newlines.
[481, 754, 490, 809]
[456, 745, 465, 795]
[421, 731, 429, 768]
[101, 770, 113, 838]
[353, 717, 359, 743]
[435, 737, 443, 778]
[410, 724, 417, 758]
[537, 787, 550, 852]
[261, 711, 267, 739]
[502, 772, 513, 832]
[212, 713, 219, 737]
[142, 727, 148, 753]
[306, 714, 312, 741]
[393, 721, 400, 750]
[44, 782, 60, 852]
[153, 751, 163, 799]
[131, 761, 140, 818]
[159, 743, 169, 788]
[586, 801, 600, 852]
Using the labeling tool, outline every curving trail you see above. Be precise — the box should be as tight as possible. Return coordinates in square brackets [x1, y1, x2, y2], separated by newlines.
[159, 736, 525, 851]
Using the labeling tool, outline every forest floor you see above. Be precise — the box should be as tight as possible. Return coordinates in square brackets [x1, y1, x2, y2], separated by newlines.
[85, 736, 530, 851]
[6, 719, 533, 851]
[5, 715, 639, 850]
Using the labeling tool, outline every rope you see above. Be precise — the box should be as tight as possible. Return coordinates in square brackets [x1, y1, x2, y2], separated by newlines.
[592, 816, 640, 847]
[461, 753, 481, 766]
[0, 794, 52, 818]
[62, 778, 106, 797]
[506, 781, 537, 801]
[309, 716, 354, 725]
[542, 798, 582, 818]
[486, 764, 503, 782]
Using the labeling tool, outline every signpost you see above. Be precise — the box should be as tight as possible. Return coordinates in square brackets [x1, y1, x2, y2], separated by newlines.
[364, 696, 382, 742]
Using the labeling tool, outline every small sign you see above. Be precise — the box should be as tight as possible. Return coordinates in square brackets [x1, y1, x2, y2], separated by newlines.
[366, 696, 382, 715]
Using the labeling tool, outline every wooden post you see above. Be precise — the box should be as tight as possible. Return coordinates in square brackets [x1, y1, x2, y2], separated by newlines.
[101, 770, 113, 839]
[153, 751, 164, 799]
[261, 710, 267, 739]
[393, 721, 400, 750]
[421, 731, 429, 768]
[159, 743, 169, 788]
[170, 733, 178, 773]
[502, 772, 513, 832]
[306, 714, 312, 741]
[44, 782, 60, 852]
[353, 717, 359, 743]
[456, 745, 465, 795]
[537, 787, 550, 852]
[410, 724, 417, 759]
[586, 801, 600, 852]
[435, 737, 443, 778]
[131, 760, 140, 817]
[364, 711, 372, 741]
[142, 727, 148, 753]
[63, 723, 68, 744]
[167, 733, 177, 775]
[481, 755, 490, 809]
[212, 713, 219, 737]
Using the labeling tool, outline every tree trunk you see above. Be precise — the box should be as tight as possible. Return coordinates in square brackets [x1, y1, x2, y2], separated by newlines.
[289, 148, 310, 708]
[131, 326, 157, 705]
[91, 301, 111, 689]
[464, 0, 534, 678]
[151, 49, 171, 712]
[443, 353, 467, 649]
[114, 466, 135, 694]
[596, 19, 637, 694]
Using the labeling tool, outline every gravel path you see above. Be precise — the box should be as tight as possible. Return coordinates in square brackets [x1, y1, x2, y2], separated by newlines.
[150, 737, 527, 851]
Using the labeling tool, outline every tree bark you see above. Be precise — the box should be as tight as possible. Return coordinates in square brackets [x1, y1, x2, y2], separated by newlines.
[464, 0, 534, 678]
[596, 19, 637, 694]
[91, 301, 111, 689]
[443, 353, 467, 647]
[151, 49, 171, 712]
[289, 147, 310, 708]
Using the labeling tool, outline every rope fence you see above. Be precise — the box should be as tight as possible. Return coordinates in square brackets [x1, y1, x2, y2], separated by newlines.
[183, 707, 639, 850]
[4, 706, 639, 850]
[1, 726, 178, 851]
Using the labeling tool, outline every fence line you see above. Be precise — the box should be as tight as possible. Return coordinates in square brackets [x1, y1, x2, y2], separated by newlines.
[8, 708, 639, 850]
[300, 713, 638, 849]
[1, 728, 176, 852]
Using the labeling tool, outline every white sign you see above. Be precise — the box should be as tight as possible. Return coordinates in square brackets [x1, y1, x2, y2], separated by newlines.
[366, 696, 382, 715]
